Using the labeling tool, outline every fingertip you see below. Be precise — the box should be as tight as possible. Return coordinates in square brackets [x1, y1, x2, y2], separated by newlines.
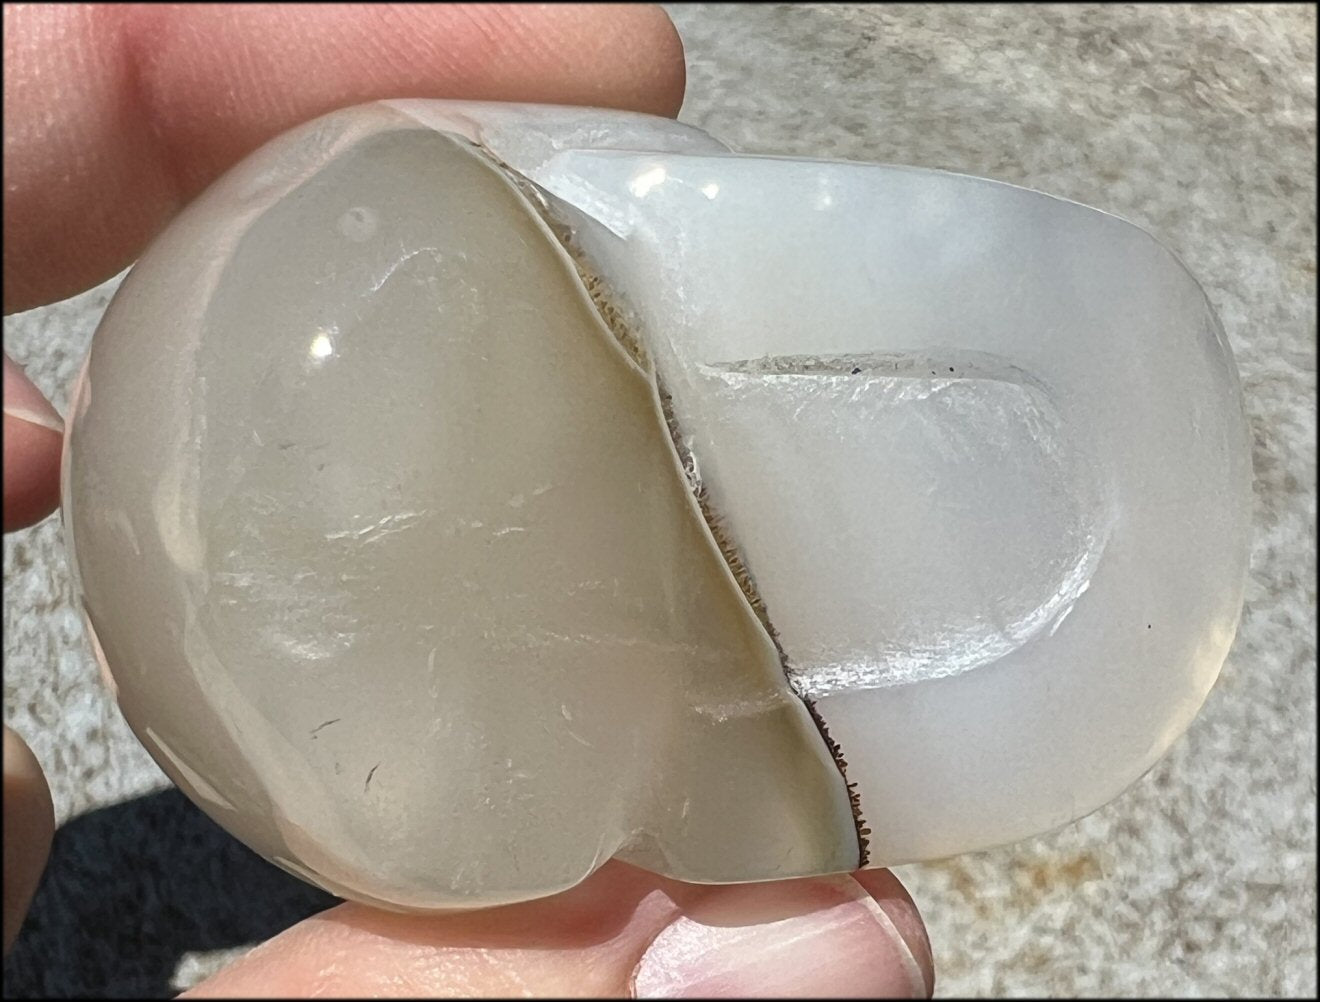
[427, 4, 688, 119]
[608, 3, 688, 117]
[184, 860, 934, 998]
[3, 727, 55, 954]
[851, 867, 936, 997]
[3, 355, 64, 532]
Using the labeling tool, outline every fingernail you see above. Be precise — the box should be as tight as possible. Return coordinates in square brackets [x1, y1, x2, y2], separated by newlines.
[632, 874, 930, 998]
[4, 354, 64, 434]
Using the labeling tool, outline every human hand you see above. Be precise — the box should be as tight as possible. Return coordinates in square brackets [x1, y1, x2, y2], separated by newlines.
[2, 4, 933, 995]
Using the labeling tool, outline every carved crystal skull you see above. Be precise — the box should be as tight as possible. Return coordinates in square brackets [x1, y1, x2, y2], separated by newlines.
[61, 100, 1252, 910]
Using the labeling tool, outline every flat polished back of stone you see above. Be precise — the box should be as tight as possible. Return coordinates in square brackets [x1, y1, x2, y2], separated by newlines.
[62, 101, 1251, 910]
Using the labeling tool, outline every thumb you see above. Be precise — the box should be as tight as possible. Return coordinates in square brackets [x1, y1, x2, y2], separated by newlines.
[184, 861, 933, 998]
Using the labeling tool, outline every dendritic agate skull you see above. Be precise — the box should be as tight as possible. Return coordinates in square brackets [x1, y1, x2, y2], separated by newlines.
[62, 101, 1252, 910]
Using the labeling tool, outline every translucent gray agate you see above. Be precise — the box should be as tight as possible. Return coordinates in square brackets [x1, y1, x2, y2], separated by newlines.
[62, 101, 1252, 910]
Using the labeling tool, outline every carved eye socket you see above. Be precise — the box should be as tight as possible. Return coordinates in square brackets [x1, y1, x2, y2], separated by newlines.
[62, 100, 1251, 910]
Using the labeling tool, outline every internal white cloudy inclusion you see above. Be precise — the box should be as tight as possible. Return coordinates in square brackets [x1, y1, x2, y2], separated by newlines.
[531, 140, 1249, 866]
[533, 153, 1122, 696]
[688, 350, 1112, 698]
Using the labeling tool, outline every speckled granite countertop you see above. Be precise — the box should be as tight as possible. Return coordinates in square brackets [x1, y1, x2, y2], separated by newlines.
[4, 4, 1315, 997]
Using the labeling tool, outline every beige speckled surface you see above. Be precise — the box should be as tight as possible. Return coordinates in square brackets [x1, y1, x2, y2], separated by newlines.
[3, 3, 1316, 997]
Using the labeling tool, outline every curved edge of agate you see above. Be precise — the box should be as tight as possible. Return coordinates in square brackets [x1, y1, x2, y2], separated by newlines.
[520, 146, 1253, 869]
[66, 101, 861, 909]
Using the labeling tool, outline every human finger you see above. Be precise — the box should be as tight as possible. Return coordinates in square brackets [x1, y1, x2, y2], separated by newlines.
[2, 726, 55, 954]
[185, 861, 934, 998]
[2, 353, 64, 532]
[3, 2, 686, 313]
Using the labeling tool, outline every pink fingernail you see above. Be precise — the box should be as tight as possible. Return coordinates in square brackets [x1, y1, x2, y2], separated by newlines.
[632, 875, 930, 998]
[3, 353, 64, 434]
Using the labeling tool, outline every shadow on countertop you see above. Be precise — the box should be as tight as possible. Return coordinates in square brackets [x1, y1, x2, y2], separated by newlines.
[2, 789, 338, 999]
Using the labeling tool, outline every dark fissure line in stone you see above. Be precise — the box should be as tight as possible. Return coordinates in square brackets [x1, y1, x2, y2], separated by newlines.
[665, 393, 872, 865]
[480, 143, 871, 867]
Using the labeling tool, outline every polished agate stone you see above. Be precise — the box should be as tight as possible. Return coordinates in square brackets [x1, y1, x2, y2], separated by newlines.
[62, 100, 1252, 910]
